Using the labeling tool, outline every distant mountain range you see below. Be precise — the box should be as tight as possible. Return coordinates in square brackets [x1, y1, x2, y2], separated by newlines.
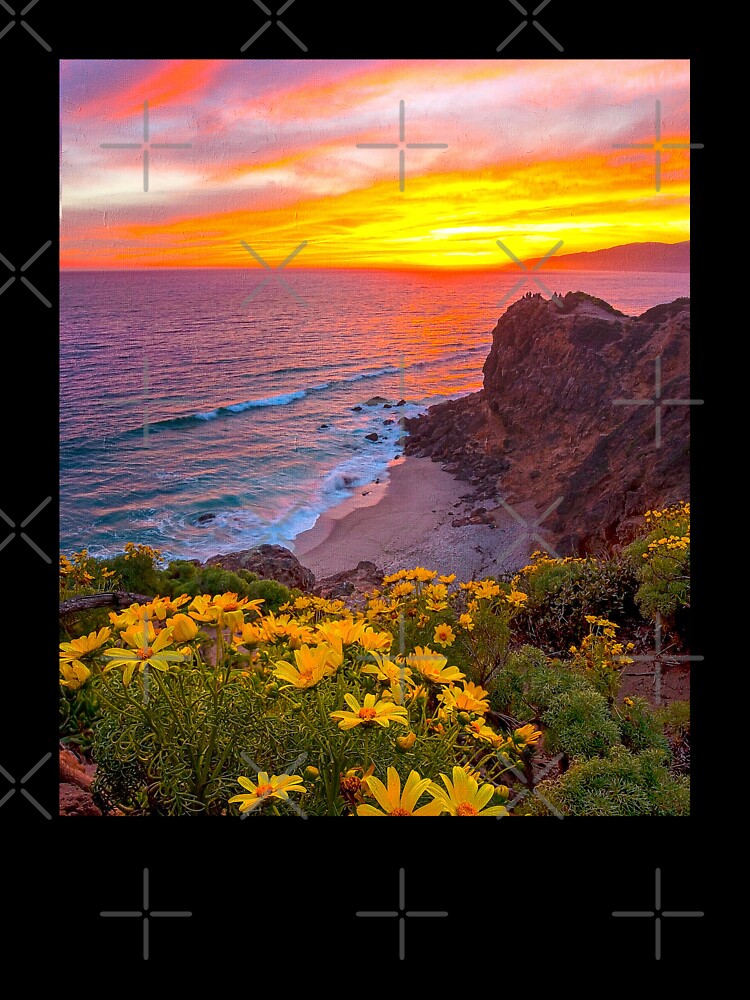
[521, 241, 689, 273]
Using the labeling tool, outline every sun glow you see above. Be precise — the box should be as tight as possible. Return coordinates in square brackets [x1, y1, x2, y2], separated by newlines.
[61, 59, 691, 270]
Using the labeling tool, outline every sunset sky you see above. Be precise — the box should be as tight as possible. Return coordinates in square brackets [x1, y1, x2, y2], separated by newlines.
[60, 59, 691, 270]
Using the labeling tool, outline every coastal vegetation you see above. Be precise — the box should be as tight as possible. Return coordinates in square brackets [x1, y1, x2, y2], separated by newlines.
[59, 503, 690, 817]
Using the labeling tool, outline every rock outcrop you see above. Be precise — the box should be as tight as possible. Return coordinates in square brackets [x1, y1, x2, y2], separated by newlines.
[314, 560, 383, 603]
[405, 292, 691, 553]
[204, 544, 315, 592]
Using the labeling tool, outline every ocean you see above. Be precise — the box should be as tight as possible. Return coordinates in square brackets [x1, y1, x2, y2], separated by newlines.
[60, 268, 690, 560]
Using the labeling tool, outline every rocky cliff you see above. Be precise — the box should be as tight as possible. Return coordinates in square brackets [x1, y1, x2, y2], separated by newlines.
[404, 292, 692, 554]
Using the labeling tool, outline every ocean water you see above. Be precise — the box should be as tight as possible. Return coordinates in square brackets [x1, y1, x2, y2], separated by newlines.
[60, 269, 690, 560]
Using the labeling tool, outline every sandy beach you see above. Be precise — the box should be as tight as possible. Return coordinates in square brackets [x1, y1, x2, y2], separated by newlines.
[293, 455, 532, 581]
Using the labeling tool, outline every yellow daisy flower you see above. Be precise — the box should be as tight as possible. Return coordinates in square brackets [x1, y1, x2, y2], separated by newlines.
[433, 623, 455, 647]
[102, 622, 185, 686]
[358, 628, 394, 653]
[108, 604, 146, 629]
[406, 646, 464, 685]
[228, 772, 306, 813]
[458, 613, 474, 631]
[59, 660, 92, 690]
[425, 599, 449, 612]
[59, 626, 111, 662]
[146, 595, 190, 620]
[273, 643, 337, 689]
[410, 567, 437, 582]
[357, 767, 443, 816]
[169, 613, 200, 642]
[438, 681, 490, 715]
[331, 693, 409, 730]
[316, 618, 366, 646]
[428, 766, 508, 816]
[509, 723, 543, 751]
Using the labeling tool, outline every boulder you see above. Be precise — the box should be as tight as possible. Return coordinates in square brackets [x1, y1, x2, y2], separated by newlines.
[204, 545, 316, 592]
[315, 560, 383, 603]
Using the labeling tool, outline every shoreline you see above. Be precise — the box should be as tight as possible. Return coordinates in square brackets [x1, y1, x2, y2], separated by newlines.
[293, 454, 532, 580]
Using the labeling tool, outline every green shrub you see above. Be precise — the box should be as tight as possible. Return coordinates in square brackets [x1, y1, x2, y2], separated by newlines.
[541, 688, 621, 758]
[655, 700, 690, 738]
[618, 696, 670, 754]
[508, 555, 639, 653]
[521, 747, 690, 816]
[489, 650, 591, 721]
[107, 549, 165, 595]
[624, 502, 690, 622]
[155, 564, 292, 612]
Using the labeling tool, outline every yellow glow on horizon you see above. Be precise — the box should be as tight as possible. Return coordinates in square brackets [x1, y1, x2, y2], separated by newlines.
[61, 150, 690, 270]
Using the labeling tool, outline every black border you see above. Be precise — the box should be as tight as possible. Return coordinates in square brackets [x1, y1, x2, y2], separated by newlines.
[4, 1, 714, 973]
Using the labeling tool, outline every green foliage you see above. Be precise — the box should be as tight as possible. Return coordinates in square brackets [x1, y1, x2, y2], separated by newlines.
[509, 555, 639, 653]
[521, 747, 690, 816]
[541, 688, 621, 758]
[655, 699, 690, 738]
[62, 545, 295, 627]
[59, 685, 101, 751]
[59, 548, 121, 601]
[156, 562, 292, 613]
[617, 696, 670, 754]
[91, 658, 490, 817]
[623, 502, 690, 622]
[107, 550, 165, 595]
[489, 650, 590, 721]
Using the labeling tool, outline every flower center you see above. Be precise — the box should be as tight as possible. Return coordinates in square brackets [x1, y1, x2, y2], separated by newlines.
[255, 784, 274, 798]
[390, 807, 410, 816]
[299, 669, 313, 684]
[138, 647, 153, 659]
[223, 602, 238, 612]
[358, 707, 377, 720]
[456, 802, 479, 816]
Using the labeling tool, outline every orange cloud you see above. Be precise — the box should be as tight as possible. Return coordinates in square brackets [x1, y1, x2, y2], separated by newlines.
[72, 60, 222, 122]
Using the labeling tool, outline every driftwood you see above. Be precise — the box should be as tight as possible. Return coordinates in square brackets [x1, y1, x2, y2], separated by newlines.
[59, 591, 153, 618]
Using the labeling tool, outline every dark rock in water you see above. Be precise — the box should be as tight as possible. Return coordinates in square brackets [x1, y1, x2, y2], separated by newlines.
[362, 491, 371, 496]
[351, 405, 363, 412]
[315, 560, 383, 603]
[383, 403, 392, 409]
[204, 544, 315, 592]
[365, 432, 379, 442]
[365, 395, 389, 406]
[196, 513, 216, 524]
[395, 399, 406, 406]
[319, 423, 329, 429]
[404, 292, 691, 554]
[396, 436, 408, 447]
[383, 418, 395, 425]
[374, 478, 380, 484]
